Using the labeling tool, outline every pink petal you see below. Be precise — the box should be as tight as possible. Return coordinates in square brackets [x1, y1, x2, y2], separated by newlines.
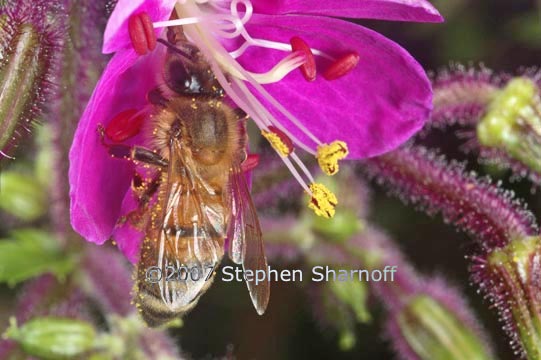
[238, 14, 433, 158]
[103, 0, 176, 54]
[69, 48, 164, 246]
[252, 0, 443, 22]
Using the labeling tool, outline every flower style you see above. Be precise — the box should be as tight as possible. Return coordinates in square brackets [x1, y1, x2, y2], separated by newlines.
[69, 0, 442, 262]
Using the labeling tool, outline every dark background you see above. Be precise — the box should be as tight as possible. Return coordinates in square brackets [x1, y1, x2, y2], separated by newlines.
[178, 1, 541, 359]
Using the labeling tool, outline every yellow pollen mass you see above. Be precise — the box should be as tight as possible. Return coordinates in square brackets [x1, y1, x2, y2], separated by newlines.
[261, 130, 292, 157]
[308, 183, 338, 218]
[316, 140, 349, 176]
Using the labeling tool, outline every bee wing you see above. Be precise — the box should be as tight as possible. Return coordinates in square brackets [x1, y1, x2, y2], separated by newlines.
[228, 164, 270, 315]
[153, 139, 224, 310]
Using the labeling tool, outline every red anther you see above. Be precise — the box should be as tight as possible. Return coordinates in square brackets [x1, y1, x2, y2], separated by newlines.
[105, 109, 145, 143]
[241, 154, 260, 172]
[128, 12, 156, 55]
[323, 52, 360, 80]
[290, 36, 316, 82]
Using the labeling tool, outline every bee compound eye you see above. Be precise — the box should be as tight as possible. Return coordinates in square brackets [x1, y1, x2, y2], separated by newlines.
[164, 58, 191, 94]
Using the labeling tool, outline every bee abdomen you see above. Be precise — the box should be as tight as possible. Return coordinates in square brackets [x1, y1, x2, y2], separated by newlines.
[135, 270, 216, 327]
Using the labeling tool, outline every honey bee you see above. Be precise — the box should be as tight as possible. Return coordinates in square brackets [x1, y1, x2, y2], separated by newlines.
[100, 27, 269, 326]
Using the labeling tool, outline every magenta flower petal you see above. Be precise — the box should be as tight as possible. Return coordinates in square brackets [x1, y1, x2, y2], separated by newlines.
[238, 14, 432, 158]
[69, 49, 164, 245]
[103, 0, 176, 54]
[252, 0, 443, 23]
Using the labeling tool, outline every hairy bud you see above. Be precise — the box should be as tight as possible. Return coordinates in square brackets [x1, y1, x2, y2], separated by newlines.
[0, 1, 63, 159]
[472, 236, 541, 358]
[365, 145, 541, 357]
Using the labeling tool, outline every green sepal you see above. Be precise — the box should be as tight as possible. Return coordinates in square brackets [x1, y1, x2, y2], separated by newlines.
[398, 296, 492, 360]
[488, 236, 541, 359]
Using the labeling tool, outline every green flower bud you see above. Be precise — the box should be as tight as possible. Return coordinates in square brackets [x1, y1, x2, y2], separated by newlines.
[0, 170, 47, 221]
[397, 296, 492, 360]
[486, 236, 541, 358]
[3, 317, 96, 359]
[312, 209, 364, 243]
[476, 77, 541, 173]
[88, 354, 115, 360]
[315, 268, 371, 351]
[338, 330, 356, 351]
[328, 278, 371, 324]
[309, 173, 365, 243]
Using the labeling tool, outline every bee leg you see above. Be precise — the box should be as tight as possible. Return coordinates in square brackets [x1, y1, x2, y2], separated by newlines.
[97, 124, 168, 167]
[118, 173, 162, 229]
[132, 172, 161, 206]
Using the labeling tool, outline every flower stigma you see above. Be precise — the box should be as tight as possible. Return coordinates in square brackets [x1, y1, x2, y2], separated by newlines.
[127, 0, 359, 217]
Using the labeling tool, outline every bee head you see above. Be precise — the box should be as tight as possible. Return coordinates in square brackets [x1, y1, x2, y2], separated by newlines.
[161, 36, 223, 97]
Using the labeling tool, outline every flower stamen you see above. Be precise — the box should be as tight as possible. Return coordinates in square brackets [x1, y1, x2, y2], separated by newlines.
[154, 14, 244, 39]
[250, 51, 306, 84]
[323, 52, 360, 80]
[290, 153, 315, 183]
[316, 141, 349, 175]
[308, 183, 338, 218]
[290, 36, 316, 81]
[128, 13, 157, 55]
[173, 0, 341, 217]
[228, 66, 323, 150]
[261, 126, 294, 157]
[281, 156, 312, 194]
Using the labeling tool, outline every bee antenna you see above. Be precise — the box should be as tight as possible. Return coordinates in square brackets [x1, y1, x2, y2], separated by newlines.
[157, 39, 194, 63]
